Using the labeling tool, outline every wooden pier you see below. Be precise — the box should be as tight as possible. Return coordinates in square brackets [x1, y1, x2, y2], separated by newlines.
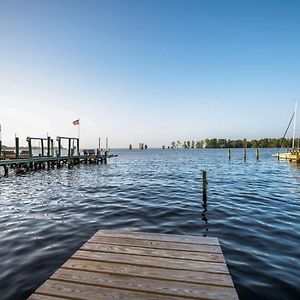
[28, 230, 239, 300]
[0, 136, 117, 176]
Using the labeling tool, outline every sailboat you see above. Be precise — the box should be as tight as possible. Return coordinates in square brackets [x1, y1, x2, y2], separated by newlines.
[274, 100, 300, 162]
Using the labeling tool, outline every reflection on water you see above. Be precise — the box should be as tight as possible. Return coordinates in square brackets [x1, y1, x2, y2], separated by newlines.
[0, 148, 299, 300]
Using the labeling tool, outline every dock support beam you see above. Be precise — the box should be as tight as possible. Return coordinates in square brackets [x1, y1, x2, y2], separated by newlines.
[51, 139, 54, 157]
[256, 148, 259, 160]
[244, 147, 246, 161]
[27, 138, 32, 158]
[41, 139, 44, 157]
[4, 165, 8, 176]
[228, 149, 231, 160]
[77, 139, 80, 157]
[15, 137, 19, 159]
[47, 137, 51, 157]
[57, 137, 61, 158]
[68, 138, 72, 168]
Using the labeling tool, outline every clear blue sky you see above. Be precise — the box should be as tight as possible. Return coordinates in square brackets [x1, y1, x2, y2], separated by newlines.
[0, 0, 299, 148]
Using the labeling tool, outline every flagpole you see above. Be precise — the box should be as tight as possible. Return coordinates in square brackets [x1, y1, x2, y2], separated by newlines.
[78, 117, 80, 140]
[0, 125, 2, 156]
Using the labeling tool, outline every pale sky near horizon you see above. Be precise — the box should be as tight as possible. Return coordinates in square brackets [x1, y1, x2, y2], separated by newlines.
[0, 0, 300, 148]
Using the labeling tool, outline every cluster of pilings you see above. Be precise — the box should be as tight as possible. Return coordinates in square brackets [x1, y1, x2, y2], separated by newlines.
[228, 148, 260, 160]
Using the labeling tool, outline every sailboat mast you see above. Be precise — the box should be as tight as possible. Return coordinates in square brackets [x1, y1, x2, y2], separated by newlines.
[292, 100, 297, 149]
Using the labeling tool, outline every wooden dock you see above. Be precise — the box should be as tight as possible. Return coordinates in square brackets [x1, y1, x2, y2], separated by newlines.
[28, 230, 239, 300]
[0, 135, 117, 176]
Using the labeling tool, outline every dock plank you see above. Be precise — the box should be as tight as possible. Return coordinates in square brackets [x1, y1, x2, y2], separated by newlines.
[74, 250, 229, 274]
[28, 230, 239, 300]
[33, 280, 198, 300]
[96, 230, 219, 245]
[28, 295, 70, 300]
[51, 268, 238, 300]
[62, 259, 234, 287]
[81, 242, 225, 262]
[89, 236, 223, 253]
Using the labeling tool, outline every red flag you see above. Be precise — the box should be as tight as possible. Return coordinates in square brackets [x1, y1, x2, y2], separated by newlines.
[73, 119, 79, 125]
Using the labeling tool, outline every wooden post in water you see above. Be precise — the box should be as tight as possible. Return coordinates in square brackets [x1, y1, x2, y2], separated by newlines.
[68, 138, 72, 167]
[27, 138, 32, 158]
[104, 137, 108, 164]
[4, 165, 8, 176]
[57, 137, 61, 158]
[244, 147, 246, 161]
[228, 149, 231, 160]
[0, 140, 2, 157]
[68, 138, 71, 157]
[47, 137, 51, 157]
[41, 139, 44, 157]
[46, 137, 51, 169]
[51, 139, 54, 157]
[15, 137, 19, 159]
[202, 171, 207, 208]
[256, 148, 259, 160]
[77, 138, 80, 156]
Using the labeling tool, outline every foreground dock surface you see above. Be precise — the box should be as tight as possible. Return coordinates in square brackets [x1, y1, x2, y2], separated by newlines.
[28, 230, 239, 300]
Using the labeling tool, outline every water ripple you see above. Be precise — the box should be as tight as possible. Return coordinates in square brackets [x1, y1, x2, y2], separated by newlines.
[0, 149, 299, 299]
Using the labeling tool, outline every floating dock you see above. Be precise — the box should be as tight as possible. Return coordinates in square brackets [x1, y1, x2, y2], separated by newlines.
[28, 230, 239, 300]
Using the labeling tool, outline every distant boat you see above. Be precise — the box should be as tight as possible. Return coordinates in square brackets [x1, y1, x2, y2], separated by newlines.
[274, 100, 300, 162]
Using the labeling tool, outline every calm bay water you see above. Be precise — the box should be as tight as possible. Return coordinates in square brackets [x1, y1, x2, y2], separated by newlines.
[0, 148, 299, 300]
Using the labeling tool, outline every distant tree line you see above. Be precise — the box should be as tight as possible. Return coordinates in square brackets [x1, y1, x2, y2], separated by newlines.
[166, 138, 298, 149]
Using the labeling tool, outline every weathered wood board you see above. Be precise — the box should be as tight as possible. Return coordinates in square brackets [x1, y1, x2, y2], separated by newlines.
[28, 230, 239, 300]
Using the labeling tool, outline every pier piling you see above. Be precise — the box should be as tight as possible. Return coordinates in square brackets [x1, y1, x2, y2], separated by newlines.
[244, 147, 247, 161]
[202, 171, 207, 208]
[15, 137, 19, 159]
[256, 148, 259, 160]
[228, 149, 231, 160]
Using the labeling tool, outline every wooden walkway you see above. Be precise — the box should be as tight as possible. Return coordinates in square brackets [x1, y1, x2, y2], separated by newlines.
[28, 230, 239, 300]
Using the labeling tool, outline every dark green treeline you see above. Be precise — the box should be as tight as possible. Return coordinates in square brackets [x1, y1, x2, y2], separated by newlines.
[167, 138, 298, 149]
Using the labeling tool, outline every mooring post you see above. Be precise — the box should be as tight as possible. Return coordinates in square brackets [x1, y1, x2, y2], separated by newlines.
[15, 137, 19, 159]
[47, 137, 51, 157]
[57, 137, 61, 158]
[244, 147, 246, 161]
[256, 148, 259, 160]
[47, 136, 51, 169]
[27, 138, 32, 158]
[4, 165, 8, 176]
[104, 151, 108, 164]
[41, 139, 44, 157]
[202, 171, 207, 208]
[228, 149, 231, 160]
[0, 140, 2, 157]
[67, 138, 72, 167]
[77, 138, 80, 157]
[51, 139, 54, 157]
[68, 138, 71, 157]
